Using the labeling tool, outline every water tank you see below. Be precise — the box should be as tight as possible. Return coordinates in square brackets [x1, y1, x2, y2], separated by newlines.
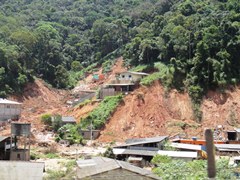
[11, 123, 31, 136]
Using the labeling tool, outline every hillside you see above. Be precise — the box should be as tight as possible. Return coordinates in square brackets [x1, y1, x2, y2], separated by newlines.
[99, 82, 240, 141]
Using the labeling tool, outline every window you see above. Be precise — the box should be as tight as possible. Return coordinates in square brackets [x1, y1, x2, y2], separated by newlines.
[122, 75, 125, 78]
[6, 105, 10, 108]
[129, 75, 132, 78]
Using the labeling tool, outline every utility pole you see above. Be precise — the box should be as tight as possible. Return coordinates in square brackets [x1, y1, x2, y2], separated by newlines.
[90, 119, 92, 145]
[205, 129, 216, 179]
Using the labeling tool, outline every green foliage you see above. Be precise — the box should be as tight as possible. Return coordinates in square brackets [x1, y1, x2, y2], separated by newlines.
[80, 95, 123, 129]
[140, 62, 174, 88]
[130, 64, 151, 72]
[152, 155, 235, 179]
[71, 61, 83, 72]
[57, 124, 83, 145]
[41, 114, 52, 126]
[52, 115, 63, 132]
[102, 60, 114, 73]
[1, 0, 240, 114]
[103, 147, 115, 159]
[44, 160, 76, 180]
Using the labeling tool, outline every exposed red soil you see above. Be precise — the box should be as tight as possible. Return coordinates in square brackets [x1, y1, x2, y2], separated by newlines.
[98, 82, 240, 142]
[67, 101, 100, 123]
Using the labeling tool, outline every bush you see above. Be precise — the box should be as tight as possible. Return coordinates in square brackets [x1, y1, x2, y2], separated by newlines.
[57, 124, 83, 145]
[103, 147, 115, 159]
[52, 115, 63, 132]
[41, 114, 52, 126]
[140, 62, 174, 88]
[80, 95, 123, 129]
[151, 155, 235, 179]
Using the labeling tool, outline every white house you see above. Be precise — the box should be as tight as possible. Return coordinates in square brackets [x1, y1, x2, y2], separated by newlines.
[0, 99, 22, 121]
[117, 71, 149, 82]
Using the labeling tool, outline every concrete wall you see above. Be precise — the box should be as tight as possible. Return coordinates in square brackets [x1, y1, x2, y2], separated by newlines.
[10, 149, 30, 161]
[80, 169, 155, 180]
[80, 130, 100, 140]
[0, 104, 21, 121]
[118, 73, 144, 82]
[0, 161, 44, 180]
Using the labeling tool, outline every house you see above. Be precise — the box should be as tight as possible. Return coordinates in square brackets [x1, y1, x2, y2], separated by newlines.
[76, 157, 160, 180]
[61, 116, 76, 125]
[0, 136, 12, 160]
[79, 129, 100, 140]
[105, 71, 148, 94]
[0, 161, 44, 180]
[113, 136, 168, 163]
[117, 71, 149, 82]
[0, 99, 21, 121]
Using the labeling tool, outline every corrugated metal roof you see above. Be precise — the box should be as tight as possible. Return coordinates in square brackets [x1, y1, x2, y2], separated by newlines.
[215, 144, 240, 152]
[113, 148, 157, 156]
[61, 116, 76, 123]
[0, 136, 10, 142]
[0, 99, 21, 105]
[113, 148, 198, 159]
[76, 157, 160, 179]
[170, 143, 202, 151]
[116, 136, 168, 148]
[157, 150, 198, 158]
[118, 71, 149, 76]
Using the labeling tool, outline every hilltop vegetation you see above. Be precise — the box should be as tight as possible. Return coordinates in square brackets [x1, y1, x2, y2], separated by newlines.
[0, 0, 240, 109]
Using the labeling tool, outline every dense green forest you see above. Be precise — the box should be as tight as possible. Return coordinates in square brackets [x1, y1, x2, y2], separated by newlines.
[0, 0, 240, 104]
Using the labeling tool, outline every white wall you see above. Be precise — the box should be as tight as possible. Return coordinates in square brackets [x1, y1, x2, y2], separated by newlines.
[118, 72, 144, 82]
[0, 104, 21, 120]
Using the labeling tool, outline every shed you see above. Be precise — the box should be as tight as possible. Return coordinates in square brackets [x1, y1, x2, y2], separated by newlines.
[115, 136, 168, 151]
[76, 157, 160, 180]
[0, 99, 21, 121]
[0, 136, 11, 160]
[62, 116, 76, 125]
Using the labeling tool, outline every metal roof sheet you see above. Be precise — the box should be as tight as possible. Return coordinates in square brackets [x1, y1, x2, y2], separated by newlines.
[215, 144, 240, 151]
[157, 150, 198, 158]
[0, 99, 21, 105]
[76, 157, 160, 179]
[113, 148, 157, 156]
[116, 136, 168, 148]
[118, 71, 149, 76]
[0, 136, 10, 142]
[170, 143, 202, 151]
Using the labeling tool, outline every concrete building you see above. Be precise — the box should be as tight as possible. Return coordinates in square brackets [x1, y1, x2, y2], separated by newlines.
[105, 71, 149, 94]
[76, 157, 160, 180]
[0, 99, 21, 121]
[117, 71, 149, 82]
[79, 129, 100, 140]
[0, 136, 12, 160]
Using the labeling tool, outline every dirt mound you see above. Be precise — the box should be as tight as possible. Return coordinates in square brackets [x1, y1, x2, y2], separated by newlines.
[67, 101, 100, 123]
[15, 79, 69, 128]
